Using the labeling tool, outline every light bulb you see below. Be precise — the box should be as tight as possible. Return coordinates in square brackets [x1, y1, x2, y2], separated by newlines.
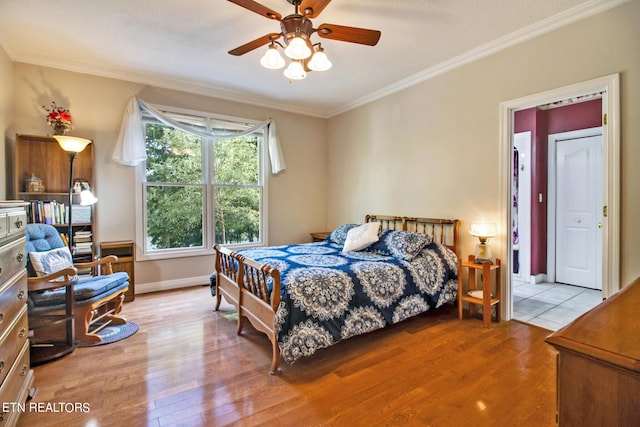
[308, 49, 332, 72]
[260, 46, 285, 69]
[283, 61, 307, 80]
[284, 36, 311, 60]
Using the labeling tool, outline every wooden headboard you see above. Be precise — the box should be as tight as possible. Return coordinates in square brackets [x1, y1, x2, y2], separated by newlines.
[365, 214, 460, 257]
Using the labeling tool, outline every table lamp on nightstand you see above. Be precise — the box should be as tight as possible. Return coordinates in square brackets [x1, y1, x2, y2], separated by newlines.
[469, 222, 497, 264]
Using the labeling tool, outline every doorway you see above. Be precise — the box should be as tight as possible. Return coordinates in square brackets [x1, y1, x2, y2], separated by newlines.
[499, 74, 620, 326]
[512, 127, 604, 330]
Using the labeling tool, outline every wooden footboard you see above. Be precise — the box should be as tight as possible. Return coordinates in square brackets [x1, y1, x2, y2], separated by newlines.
[214, 245, 240, 312]
[214, 245, 282, 374]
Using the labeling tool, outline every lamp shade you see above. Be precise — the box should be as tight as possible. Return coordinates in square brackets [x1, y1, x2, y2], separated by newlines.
[79, 190, 98, 206]
[260, 46, 285, 69]
[470, 222, 497, 238]
[284, 36, 311, 60]
[283, 61, 307, 80]
[308, 48, 332, 72]
[54, 135, 92, 153]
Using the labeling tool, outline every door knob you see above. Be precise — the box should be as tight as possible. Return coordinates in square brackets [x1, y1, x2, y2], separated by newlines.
[598, 223, 603, 229]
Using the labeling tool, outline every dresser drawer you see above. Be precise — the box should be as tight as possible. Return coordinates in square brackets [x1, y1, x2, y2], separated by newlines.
[0, 238, 27, 287]
[0, 271, 27, 336]
[0, 341, 31, 427]
[0, 214, 6, 240]
[0, 307, 28, 387]
[6, 212, 26, 239]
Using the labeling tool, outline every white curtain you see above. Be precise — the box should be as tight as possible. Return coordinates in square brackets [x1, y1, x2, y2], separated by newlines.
[112, 96, 286, 174]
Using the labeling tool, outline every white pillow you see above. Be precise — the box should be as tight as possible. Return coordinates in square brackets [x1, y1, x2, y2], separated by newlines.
[342, 222, 380, 252]
[29, 247, 74, 277]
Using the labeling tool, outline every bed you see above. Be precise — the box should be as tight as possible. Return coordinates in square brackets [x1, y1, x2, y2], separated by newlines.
[213, 215, 460, 374]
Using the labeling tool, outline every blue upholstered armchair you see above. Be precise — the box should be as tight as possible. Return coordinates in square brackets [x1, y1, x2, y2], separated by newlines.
[26, 223, 129, 346]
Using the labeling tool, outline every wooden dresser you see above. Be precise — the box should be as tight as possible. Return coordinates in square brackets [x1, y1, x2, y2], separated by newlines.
[0, 202, 34, 427]
[546, 277, 640, 427]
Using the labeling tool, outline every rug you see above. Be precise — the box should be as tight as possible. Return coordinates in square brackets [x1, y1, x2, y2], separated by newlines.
[79, 321, 139, 347]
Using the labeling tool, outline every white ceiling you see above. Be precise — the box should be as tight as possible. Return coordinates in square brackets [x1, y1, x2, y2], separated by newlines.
[0, 0, 619, 118]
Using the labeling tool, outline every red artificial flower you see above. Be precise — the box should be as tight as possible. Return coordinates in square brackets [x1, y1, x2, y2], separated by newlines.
[42, 101, 73, 132]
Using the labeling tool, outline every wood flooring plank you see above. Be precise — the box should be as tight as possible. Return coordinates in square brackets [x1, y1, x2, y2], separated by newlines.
[17, 286, 558, 426]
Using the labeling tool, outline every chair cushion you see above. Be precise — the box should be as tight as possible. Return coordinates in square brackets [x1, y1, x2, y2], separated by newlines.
[29, 272, 130, 308]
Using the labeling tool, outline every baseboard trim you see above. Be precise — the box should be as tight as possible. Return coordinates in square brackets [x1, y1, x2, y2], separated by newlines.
[136, 275, 211, 295]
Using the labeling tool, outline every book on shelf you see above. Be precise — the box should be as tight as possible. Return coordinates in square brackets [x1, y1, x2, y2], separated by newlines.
[27, 200, 67, 225]
[74, 242, 93, 254]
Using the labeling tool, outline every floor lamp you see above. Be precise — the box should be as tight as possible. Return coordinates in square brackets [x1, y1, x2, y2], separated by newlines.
[53, 136, 96, 255]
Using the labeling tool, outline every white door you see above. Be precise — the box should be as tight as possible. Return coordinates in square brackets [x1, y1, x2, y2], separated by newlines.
[513, 132, 531, 282]
[555, 134, 602, 289]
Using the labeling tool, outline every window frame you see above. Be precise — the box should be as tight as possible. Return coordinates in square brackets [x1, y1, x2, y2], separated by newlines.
[134, 103, 269, 261]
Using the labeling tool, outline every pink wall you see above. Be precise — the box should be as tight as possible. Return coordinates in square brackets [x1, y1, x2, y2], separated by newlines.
[514, 99, 601, 276]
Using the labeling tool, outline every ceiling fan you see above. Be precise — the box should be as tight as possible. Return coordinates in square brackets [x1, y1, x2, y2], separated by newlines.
[227, 0, 382, 80]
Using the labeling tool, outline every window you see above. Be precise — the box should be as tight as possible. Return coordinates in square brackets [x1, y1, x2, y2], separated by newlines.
[138, 106, 266, 259]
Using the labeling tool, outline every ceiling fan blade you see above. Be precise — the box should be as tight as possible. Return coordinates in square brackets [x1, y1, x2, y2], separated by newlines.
[228, 33, 281, 56]
[227, 0, 282, 21]
[300, 0, 332, 18]
[317, 24, 381, 46]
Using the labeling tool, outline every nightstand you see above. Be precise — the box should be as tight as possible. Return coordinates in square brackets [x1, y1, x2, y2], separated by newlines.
[458, 255, 501, 328]
[309, 231, 330, 242]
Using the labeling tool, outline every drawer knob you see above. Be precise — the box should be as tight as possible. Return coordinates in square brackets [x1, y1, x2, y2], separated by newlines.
[15, 218, 24, 228]
[19, 327, 26, 338]
[0, 360, 4, 374]
[17, 289, 25, 300]
[0, 313, 3, 323]
[16, 252, 25, 262]
[20, 364, 27, 376]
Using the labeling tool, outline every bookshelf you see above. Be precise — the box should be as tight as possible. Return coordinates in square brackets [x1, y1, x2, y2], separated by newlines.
[13, 134, 96, 262]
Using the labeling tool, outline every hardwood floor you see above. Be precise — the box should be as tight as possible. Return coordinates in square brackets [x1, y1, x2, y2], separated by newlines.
[19, 286, 558, 426]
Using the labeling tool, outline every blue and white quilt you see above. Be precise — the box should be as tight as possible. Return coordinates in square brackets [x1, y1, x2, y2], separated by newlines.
[235, 228, 458, 364]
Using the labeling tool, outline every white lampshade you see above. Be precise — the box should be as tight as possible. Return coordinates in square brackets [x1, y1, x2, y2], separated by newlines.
[308, 48, 332, 72]
[283, 61, 307, 80]
[470, 222, 496, 264]
[469, 222, 497, 238]
[54, 135, 92, 153]
[284, 36, 311, 60]
[79, 189, 98, 206]
[260, 46, 285, 69]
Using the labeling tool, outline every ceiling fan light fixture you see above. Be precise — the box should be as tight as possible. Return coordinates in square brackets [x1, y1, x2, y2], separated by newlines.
[284, 35, 311, 60]
[307, 45, 332, 72]
[260, 44, 285, 69]
[283, 60, 307, 80]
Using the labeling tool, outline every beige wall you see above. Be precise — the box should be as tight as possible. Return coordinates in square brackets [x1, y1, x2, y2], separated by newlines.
[9, 65, 327, 290]
[327, 1, 640, 287]
[0, 44, 14, 200]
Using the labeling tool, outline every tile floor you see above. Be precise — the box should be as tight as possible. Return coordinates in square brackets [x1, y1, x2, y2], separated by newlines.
[512, 279, 603, 331]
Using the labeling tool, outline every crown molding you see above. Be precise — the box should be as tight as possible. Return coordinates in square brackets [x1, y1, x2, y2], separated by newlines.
[4, 0, 628, 120]
[327, 0, 630, 118]
[7, 50, 328, 118]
